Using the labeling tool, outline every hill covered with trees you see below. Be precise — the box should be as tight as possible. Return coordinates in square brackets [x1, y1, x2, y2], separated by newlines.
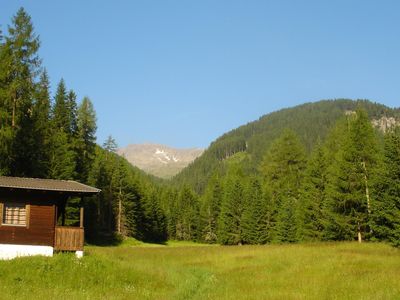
[172, 99, 400, 193]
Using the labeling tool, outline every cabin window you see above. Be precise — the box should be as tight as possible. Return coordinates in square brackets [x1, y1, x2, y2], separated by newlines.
[2, 202, 27, 226]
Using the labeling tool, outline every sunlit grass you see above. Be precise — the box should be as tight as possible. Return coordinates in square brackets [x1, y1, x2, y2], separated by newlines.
[0, 242, 399, 299]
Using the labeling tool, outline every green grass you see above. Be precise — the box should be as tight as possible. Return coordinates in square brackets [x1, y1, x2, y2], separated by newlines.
[0, 242, 399, 299]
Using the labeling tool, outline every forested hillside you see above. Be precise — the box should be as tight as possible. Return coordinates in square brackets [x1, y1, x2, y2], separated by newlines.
[161, 109, 400, 246]
[173, 99, 400, 193]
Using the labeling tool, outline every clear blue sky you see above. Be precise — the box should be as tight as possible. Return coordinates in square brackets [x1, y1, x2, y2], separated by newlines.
[1, 1, 399, 148]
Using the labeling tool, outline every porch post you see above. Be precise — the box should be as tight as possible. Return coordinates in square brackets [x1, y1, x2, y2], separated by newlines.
[80, 207, 84, 228]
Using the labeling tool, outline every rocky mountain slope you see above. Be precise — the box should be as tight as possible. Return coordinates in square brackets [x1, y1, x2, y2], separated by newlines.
[117, 143, 203, 178]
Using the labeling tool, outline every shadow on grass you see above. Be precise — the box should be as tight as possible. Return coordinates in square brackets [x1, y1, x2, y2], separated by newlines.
[86, 231, 167, 247]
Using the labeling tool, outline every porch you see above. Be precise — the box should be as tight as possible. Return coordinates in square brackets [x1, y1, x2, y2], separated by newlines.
[54, 207, 85, 254]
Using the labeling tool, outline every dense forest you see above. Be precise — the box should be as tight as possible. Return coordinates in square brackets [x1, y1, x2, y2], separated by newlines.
[1, 8, 400, 246]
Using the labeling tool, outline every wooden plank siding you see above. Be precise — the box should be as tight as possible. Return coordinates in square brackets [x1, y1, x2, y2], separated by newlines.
[0, 191, 58, 247]
[54, 227, 84, 251]
[0, 200, 55, 246]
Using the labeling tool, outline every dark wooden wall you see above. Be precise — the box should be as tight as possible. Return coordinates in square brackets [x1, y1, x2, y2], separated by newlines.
[0, 191, 64, 247]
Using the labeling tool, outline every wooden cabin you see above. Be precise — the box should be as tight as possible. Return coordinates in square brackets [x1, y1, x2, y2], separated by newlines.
[0, 176, 100, 259]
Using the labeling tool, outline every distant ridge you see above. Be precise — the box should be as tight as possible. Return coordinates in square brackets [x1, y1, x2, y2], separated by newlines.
[117, 143, 203, 179]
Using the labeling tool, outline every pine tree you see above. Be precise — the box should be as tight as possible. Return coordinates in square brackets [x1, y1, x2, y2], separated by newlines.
[31, 69, 51, 177]
[260, 129, 306, 243]
[325, 109, 380, 242]
[142, 187, 168, 243]
[371, 128, 400, 245]
[48, 130, 76, 180]
[67, 90, 78, 136]
[50, 80, 79, 181]
[241, 177, 271, 244]
[217, 173, 245, 245]
[4, 8, 42, 176]
[297, 141, 328, 241]
[0, 29, 14, 175]
[103, 135, 118, 153]
[111, 157, 143, 238]
[175, 186, 200, 241]
[76, 96, 97, 182]
[52, 79, 69, 131]
[200, 173, 223, 243]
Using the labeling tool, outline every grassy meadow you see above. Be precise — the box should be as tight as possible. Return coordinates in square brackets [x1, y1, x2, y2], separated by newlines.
[0, 241, 399, 299]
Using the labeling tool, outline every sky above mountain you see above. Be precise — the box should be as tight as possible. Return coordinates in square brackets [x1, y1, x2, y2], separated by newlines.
[1, 1, 399, 148]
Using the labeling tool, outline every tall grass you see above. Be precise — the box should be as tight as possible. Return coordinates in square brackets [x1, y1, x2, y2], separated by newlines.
[0, 242, 399, 299]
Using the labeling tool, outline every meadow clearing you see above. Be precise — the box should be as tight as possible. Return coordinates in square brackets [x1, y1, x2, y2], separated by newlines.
[0, 241, 399, 300]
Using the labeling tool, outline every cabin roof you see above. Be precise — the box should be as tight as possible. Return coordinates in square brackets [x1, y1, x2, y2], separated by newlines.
[0, 176, 100, 195]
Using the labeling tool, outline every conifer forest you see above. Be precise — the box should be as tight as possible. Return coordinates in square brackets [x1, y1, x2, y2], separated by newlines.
[1, 8, 400, 248]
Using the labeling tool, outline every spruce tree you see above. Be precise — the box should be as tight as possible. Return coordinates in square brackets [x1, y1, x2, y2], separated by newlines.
[31, 69, 51, 177]
[52, 79, 69, 131]
[297, 141, 329, 241]
[50, 80, 79, 181]
[76, 97, 97, 182]
[175, 186, 200, 241]
[103, 135, 118, 153]
[200, 173, 223, 243]
[241, 177, 271, 244]
[0, 30, 14, 175]
[325, 109, 380, 242]
[260, 129, 306, 243]
[371, 128, 400, 245]
[218, 173, 245, 245]
[142, 187, 168, 243]
[4, 8, 42, 176]
[67, 90, 78, 136]
[48, 130, 76, 180]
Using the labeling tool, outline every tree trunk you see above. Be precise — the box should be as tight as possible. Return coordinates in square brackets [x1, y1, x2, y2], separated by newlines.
[117, 186, 121, 234]
[12, 95, 16, 128]
[361, 161, 371, 215]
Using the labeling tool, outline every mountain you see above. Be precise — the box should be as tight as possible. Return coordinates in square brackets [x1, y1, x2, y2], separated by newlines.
[117, 143, 203, 179]
[172, 99, 400, 193]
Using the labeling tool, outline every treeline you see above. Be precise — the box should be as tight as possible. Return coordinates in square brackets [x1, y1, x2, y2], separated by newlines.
[0, 8, 167, 243]
[162, 110, 400, 246]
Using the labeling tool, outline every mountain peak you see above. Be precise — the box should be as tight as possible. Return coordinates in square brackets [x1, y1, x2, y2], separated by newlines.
[117, 143, 203, 179]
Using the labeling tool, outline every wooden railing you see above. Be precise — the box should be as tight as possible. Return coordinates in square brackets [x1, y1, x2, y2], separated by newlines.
[54, 226, 84, 251]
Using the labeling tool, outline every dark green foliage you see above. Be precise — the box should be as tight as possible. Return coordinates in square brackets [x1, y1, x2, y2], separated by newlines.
[76, 97, 97, 182]
[52, 79, 69, 132]
[260, 129, 306, 243]
[325, 109, 380, 241]
[297, 142, 329, 241]
[241, 177, 271, 244]
[142, 188, 168, 243]
[217, 171, 245, 245]
[48, 130, 76, 179]
[31, 69, 52, 177]
[174, 186, 200, 241]
[371, 128, 400, 246]
[200, 173, 223, 243]
[3, 8, 42, 177]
